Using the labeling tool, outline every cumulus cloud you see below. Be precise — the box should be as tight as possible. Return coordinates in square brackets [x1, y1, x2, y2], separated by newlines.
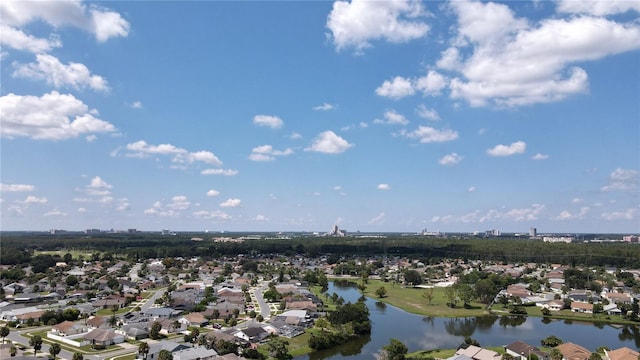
[416, 104, 440, 121]
[129, 101, 143, 109]
[487, 141, 526, 157]
[376, 76, 415, 99]
[556, 207, 590, 220]
[121, 140, 222, 167]
[313, 103, 336, 111]
[86, 176, 112, 196]
[305, 131, 353, 154]
[438, 0, 640, 107]
[468, 186, 476, 192]
[431, 204, 545, 224]
[439, 153, 463, 166]
[0, 24, 61, 53]
[601, 168, 639, 192]
[326, 0, 430, 53]
[44, 209, 67, 217]
[144, 196, 190, 217]
[601, 208, 637, 221]
[193, 210, 231, 220]
[377, 183, 391, 190]
[255, 214, 270, 221]
[376, 71, 447, 100]
[201, 169, 238, 176]
[249, 145, 294, 162]
[0, 0, 130, 42]
[374, 110, 409, 125]
[206, 189, 220, 197]
[1, 183, 34, 192]
[0, 91, 116, 140]
[23, 195, 48, 204]
[220, 198, 242, 208]
[396, 126, 458, 143]
[13, 54, 109, 92]
[557, 0, 640, 16]
[253, 115, 283, 129]
[531, 153, 549, 160]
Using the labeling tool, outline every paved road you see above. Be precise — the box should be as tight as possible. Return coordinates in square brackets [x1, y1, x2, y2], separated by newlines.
[253, 284, 271, 320]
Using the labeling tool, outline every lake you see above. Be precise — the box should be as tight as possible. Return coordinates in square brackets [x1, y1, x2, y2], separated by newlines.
[297, 281, 640, 360]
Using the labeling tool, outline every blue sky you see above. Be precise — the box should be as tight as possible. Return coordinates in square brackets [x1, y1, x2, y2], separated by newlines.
[1, 0, 639, 234]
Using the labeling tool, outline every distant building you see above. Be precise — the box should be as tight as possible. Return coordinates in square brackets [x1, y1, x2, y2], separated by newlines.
[485, 229, 501, 237]
[127, 229, 137, 233]
[543, 236, 574, 243]
[622, 235, 638, 243]
[529, 227, 537, 237]
[327, 225, 346, 237]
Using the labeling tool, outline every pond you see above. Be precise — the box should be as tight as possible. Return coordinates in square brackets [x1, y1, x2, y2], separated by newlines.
[297, 281, 640, 360]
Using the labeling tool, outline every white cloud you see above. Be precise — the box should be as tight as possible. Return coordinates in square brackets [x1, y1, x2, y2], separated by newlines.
[290, 132, 303, 140]
[0, 0, 130, 42]
[368, 212, 386, 225]
[468, 186, 476, 192]
[144, 196, 190, 217]
[439, 153, 463, 166]
[531, 153, 549, 160]
[23, 195, 48, 204]
[441, 0, 640, 107]
[557, 0, 640, 16]
[206, 189, 220, 197]
[374, 110, 409, 125]
[123, 140, 222, 166]
[556, 207, 590, 220]
[333, 186, 342, 191]
[415, 70, 447, 96]
[487, 141, 526, 157]
[13, 54, 109, 92]
[44, 209, 67, 217]
[432, 204, 546, 224]
[129, 101, 143, 109]
[377, 183, 391, 190]
[601, 208, 638, 221]
[1, 183, 34, 192]
[397, 126, 459, 143]
[201, 169, 238, 176]
[305, 130, 353, 154]
[0, 24, 61, 53]
[193, 210, 231, 220]
[253, 115, 283, 129]
[601, 168, 639, 192]
[416, 105, 440, 121]
[0, 91, 116, 140]
[249, 145, 294, 162]
[326, 0, 430, 53]
[375, 76, 415, 99]
[220, 198, 242, 208]
[86, 176, 112, 196]
[313, 103, 336, 111]
[571, 198, 584, 204]
[255, 214, 269, 221]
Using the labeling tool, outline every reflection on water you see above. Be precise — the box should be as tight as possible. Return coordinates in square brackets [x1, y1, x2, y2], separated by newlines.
[296, 282, 640, 360]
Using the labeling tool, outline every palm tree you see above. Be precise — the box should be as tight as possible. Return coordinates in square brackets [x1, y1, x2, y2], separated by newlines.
[29, 335, 43, 357]
[138, 341, 150, 360]
[72, 352, 84, 360]
[49, 343, 61, 359]
[0, 326, 9, 344]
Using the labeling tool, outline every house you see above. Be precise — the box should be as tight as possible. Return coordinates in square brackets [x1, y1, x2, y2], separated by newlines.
[83, 328, 125, 347]
[546, 300, 565, 312]
[172, 347, 218, 360]
[555, 342, 590, 360]
[50, 320, 88, 336]
[603, 303, 622, 315]
[147, 340, 190, 360]
[455, 345, 501, 360]
[570, 301, 593, 314]
[117, 324, 149, 340]
[605, 347, 639, 360]
[233, 326, 269, 343]
[505, 340, 548, 360]
[178, 312, 208, 327]
[603, 292, 633, 305]
[87, 316, 110, 329]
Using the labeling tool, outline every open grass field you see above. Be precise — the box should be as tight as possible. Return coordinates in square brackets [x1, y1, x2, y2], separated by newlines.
[360, 279, 490, 318]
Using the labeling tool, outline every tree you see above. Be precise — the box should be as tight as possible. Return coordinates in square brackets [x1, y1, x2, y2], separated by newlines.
[150, 321, 162, 339]
[541, 335, 564, 347]
[266, 337, 292, 360]
[403, 270, 422, 286]
[375, 286, 387, 298]
[422, 288, 434, 306]
[502, 354, 515, 360]
[29, 335, 43, 357]
[158, 349, 173, 360]
[0, 326, 9, 344]
[73, 353, 84, 360]
[138, 341, 150, 360]
[383, 338, 408, 360]
[10, 345, 17, 357]
[589, 353, 603, 360]
[49, 343, 61, 359]
[550, 349, 563, 360]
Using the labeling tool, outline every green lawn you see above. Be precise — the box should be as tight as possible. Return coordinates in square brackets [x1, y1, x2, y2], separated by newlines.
[361, 279, 490, 318]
